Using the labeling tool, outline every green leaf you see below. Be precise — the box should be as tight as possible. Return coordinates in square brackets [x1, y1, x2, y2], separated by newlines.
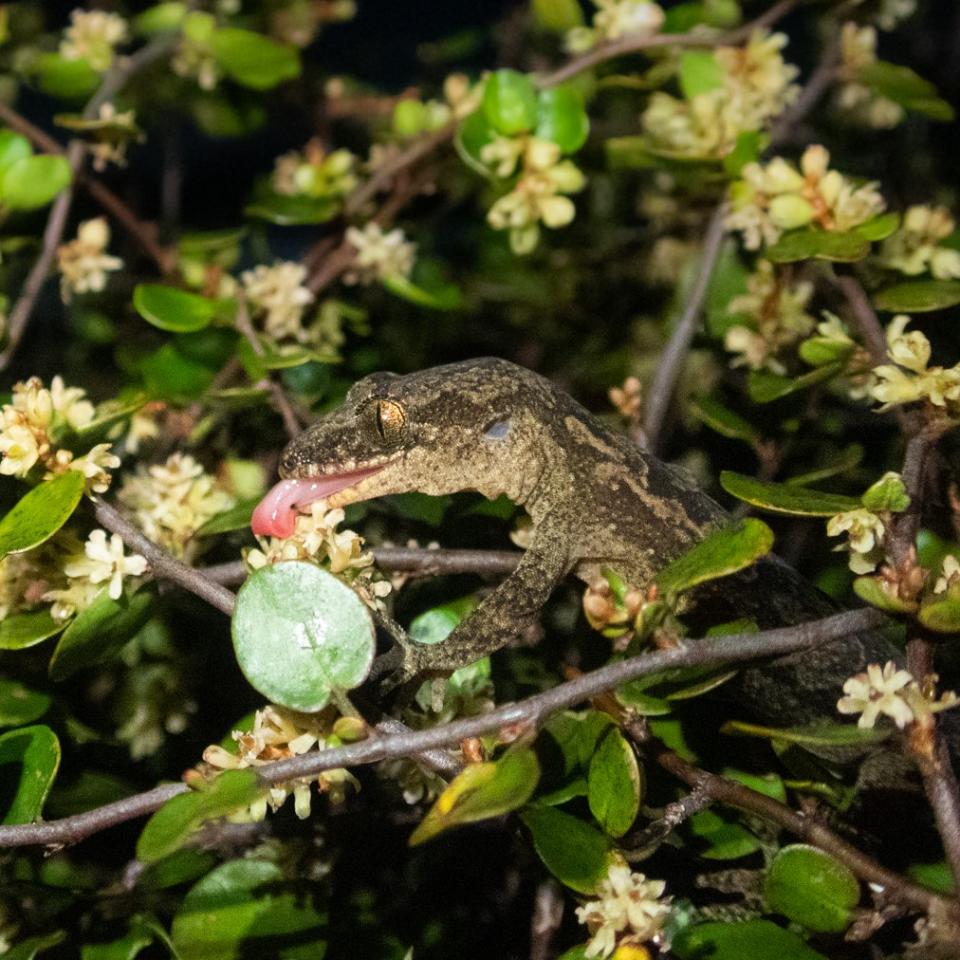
[0, 610, 65, 650]
[195, 497, 259, 536]
[689, 394, 760, 444]
[720, 471, 861, 516]
[49, 587, 158, 681]
[655, 518, 773, 595]
[798, 336, 854, 367]
[747, 362, 844, 403]
[765, 844, 860, 932]
[689, 808, 761, 860]
[81, 917, 154, 960]
[535, 86, 590, 153]
[2, 932, 67, 960]
[679, 50, 724, 99]
[853, 575, 918, 614]
[0, 155, 72, 211]
[0, 724, 60, 824]
[410, 595, 478, 646]
[31, 53, 100, 100]
[171, 858, 327, 959]
[721, 719, 892, 748]
[137, 770, 264, 862]
[0, 679, 51, 727]
[723, 130, 764, 177]
[521, 805, 616, 894]
[531, 0, 584, 31]
[672, 919, 828, 960]
[873, 280, 960, 313]
[545, 711, 614, 776]
[0, 471, 86, 562]
[232, 562, 376, 711]
[410, 746, 540, 844]
[381, 273, 462, 311]
[483, 69, 539, 135]
[766, 229, 870, 264]
[0, 131, 32, 173]
[245, 182, 341, 225]
[587, 728, 642, 838]
[209, 28, 301, 91]
[908, 861, 956, 895]
[141, 343, 217, 400]
[133, 284, 220, 333]
[919, 590, 960, 633]
[138, 849, 219, 891]
[787, 445, 863, 487]
[855, 212, 900, 242]
[455, 109, 498, 176]
[133, 2, 188, 35]
[857, 61, 955, 121]
[862, 473, 910, 512]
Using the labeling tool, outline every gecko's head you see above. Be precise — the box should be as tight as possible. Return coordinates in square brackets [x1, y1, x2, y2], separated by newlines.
[252, 358, 555, 538]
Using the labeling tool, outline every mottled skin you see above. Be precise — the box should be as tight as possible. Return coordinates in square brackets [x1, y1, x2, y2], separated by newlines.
[279, 357, 898, 723]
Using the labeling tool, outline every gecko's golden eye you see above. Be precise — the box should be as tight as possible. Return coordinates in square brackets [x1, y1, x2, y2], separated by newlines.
[373, 399, 406, 444]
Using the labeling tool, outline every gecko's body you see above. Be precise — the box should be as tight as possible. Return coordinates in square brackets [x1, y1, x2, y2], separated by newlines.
[256, 357, 896, 723]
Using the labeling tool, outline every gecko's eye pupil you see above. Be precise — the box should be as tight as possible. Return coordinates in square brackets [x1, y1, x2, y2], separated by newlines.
[374, 400, 406, 443]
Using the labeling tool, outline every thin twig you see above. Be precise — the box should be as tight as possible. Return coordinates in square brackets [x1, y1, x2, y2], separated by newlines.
[537, 0, 799, 87]
[0, 36, 175, 372]
[642, 203, 728, 452]
[93, 499, 237, 616]
[0, 608, 883, 848]
[769, 37, 842, 147]
[629, 721, 958, 920]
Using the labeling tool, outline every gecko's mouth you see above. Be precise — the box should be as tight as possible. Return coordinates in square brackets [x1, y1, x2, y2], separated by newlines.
[251, 464, 387, 539]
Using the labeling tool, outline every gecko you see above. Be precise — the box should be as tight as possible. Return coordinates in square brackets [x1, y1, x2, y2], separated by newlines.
[251, 357, 901, 727]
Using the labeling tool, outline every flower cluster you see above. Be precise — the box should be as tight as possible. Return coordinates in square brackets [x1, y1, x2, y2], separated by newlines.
[44, 529, 147, 622]
[171, 13, 220, 90]
[0, 376, 118, 492]
[246, 499, 391, 601]
[59, 9, 128, 71]
[723, 260, 816, 372]
[483, 137, 586, 254]
[642, 31, 799, 159]
[115, 660, 196, 760]
[57, 217, 124, 302]
[272, 140, 358, 200]
[870, 315, 960, 412]
[827, 507, 886, 574]
[575, 865, 671, 958]
[0, 537, 70, 620]
[81, 103, 143, 172]
[241, 261, 315, 342]
[934, 554, 960, 595]
[203, 705, 361, 819]
[838, 661, 959, 729]
[118, 453, 235, 560]
[878, 206, 960, 279]
[726, 145, 886, 249]
[566, 0, 665, 53]
[836, 23, 904, 128]
[344, 223, 417, 284]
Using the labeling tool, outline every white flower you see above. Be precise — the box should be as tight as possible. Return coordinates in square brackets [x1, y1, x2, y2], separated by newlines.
[826, 508, 886, 574]
[0, 415, 42, 477]
[345, 223, 417, 284]
[934, 555, 960, 594]
[63, 529, 147, 601]
[575, 866, 671, 958]
[879, 206, 960, 279]
[60, 9, 128, 71]
[57, 218, 124, 302]
[837, 661, 915, 729]
[241, 262, 315, 342]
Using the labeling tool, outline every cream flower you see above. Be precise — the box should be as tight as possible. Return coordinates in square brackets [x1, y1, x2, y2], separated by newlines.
[934, 555, 960, 594]
[566, 0, 665, 53]
[575, 866, 671, 958]
[272, 141, 357, 199]
[0, 416, 42, 477]
[837, 661, 916, 729]
[344, 223, 417, 284]
[63, 529, 147, 601]
[57, 218, 124, 301]
[879, 206, 960, 280]
[241, 262, 315, 341]
[60, 9, 128, 71]
[827, 508, 886, 574]
[836, 23, 904, 128]
[64, 443, 121, 494]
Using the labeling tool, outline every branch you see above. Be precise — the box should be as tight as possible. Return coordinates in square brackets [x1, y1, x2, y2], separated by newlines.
[0, 609, 884, 849]
[768, 36, 842, 147]
[642, 203, 728, 452]
[537, 0, 799, 87]
[631, 722, 958, 920]
[0, 36, 176, 372]
[93, 499, 237, 616]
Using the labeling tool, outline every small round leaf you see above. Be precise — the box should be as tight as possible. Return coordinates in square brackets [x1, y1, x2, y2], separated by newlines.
[0, 679, 51, 728]
[0, 471, 86, 562]
[209, 28, 301, 91]
[0, 724, 61, 824]
[0, 155, 72, 211]
[764, 843, 860, 933]
[535, 86, 590, 152]
[483, 69, 539, 135]
[232, 561, 376, 711]
[133, 284, 218, 332]
[0, 610, 65, 651]
[587, 728, 642, 838]
[521, 805, 616, 894]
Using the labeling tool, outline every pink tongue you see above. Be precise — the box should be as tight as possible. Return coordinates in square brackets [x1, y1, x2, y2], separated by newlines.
[251, 467, 382, 538]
